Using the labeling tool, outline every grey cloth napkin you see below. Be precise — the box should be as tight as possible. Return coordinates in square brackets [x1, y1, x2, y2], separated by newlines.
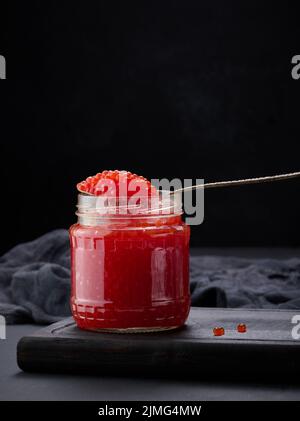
[0, 230, 299, 324]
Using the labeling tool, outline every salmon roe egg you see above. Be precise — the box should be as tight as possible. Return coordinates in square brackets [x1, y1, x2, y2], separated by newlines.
[237, 323, 247, 333]
[213, 327, 225, 336]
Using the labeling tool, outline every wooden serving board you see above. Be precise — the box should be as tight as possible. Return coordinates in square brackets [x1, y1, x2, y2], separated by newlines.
[17, 308, 300, 379]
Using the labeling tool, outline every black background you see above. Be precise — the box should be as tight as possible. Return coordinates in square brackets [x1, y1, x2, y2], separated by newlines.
[1, 1, 300, 254]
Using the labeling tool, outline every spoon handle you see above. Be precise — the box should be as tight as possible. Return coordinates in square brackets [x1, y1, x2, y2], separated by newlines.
[174, 171, 300, 193]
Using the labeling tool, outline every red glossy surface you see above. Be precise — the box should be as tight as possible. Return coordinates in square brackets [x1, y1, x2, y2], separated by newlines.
[213, 327, 225, 337]
[70, 215, 190, 331]
[237, 323, 247, 333]
[77, 169, 156, 197]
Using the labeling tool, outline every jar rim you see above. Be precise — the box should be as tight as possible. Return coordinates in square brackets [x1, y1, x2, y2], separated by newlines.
[76, 190, 183, 224]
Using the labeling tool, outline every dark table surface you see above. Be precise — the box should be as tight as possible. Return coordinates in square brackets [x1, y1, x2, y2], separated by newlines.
[1, 248, 300, 401]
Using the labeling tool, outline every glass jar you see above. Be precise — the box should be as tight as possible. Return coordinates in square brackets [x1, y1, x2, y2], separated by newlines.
[69, 192, 190, 332]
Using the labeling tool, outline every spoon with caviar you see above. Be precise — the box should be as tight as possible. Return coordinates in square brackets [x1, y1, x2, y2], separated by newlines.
[77, 170, 300, 196]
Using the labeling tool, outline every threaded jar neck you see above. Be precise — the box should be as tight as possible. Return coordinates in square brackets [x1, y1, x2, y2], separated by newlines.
[76, 191, 183, 226]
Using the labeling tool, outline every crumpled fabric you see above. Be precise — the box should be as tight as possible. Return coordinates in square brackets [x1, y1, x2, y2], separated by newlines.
[0, 230, 299, 324]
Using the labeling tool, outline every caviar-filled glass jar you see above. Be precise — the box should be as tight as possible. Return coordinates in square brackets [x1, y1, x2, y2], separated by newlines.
[69, 192, 190, 332]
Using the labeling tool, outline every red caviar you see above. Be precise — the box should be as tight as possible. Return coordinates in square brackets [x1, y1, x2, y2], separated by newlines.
[70, 170, 190, 332]
[237, 323, 247, 333]
[77, 170, 156, 197]
[213, 327, 225, 336]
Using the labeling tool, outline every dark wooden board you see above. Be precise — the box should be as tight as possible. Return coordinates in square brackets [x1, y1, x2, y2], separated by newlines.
[17, 308, 300, 379]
